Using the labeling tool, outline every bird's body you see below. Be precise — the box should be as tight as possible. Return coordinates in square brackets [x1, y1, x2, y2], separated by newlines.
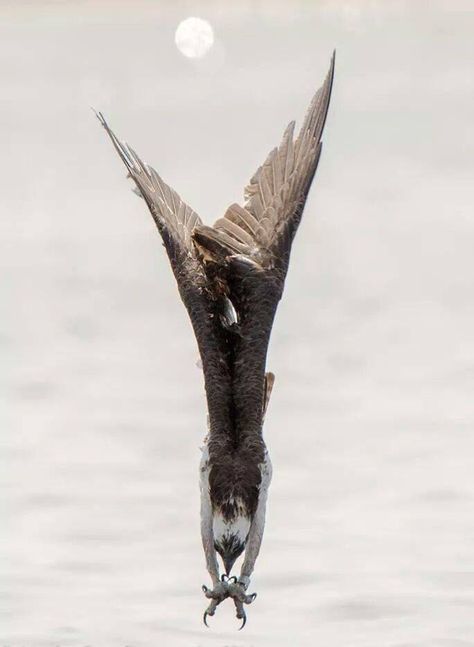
[97, 52, 335, 628]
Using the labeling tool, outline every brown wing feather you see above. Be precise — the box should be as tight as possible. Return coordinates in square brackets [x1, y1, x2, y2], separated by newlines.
[96, 113, 234, 440]
[203, 52, 335, 274]
[96, 111, 201, 266]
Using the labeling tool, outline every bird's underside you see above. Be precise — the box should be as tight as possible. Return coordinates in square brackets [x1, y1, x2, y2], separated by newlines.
[97, 52, 335, 628]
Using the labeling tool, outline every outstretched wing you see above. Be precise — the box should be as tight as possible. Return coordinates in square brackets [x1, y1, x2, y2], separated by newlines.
[97, 113, 233, 437]
[196, 52, 335, 273]
[96, 111, 201, 271]
[193, 54, 335, 439]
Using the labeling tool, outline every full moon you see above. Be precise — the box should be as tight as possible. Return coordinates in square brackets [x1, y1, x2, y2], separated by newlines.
[175, 17, 214, 59]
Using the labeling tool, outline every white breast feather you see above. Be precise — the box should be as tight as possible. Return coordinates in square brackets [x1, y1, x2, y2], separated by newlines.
[212, 505, 251, 545]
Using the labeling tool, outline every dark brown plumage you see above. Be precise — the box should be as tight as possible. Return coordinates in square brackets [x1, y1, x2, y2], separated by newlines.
[96, 52, 335, 626]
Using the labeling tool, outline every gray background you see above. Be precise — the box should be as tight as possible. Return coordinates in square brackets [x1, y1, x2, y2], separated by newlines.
[1, 1, 473, 645]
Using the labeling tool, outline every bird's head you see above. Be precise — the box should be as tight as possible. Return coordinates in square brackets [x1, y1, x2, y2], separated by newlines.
[212, 498, 251, 575]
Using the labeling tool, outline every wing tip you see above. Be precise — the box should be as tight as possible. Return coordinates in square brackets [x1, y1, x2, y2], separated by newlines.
[316, 50, 336, 140]
[92, 106, 108, 129]
[328, 49, 336, 92]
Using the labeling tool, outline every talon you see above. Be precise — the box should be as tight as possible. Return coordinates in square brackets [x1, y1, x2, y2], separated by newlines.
[201, 581, 230, 625]
[202, 584, 214, 599]
[203, 598, 219, 626]
[238, 610, 247, 630]
[233, 595, 249, 630]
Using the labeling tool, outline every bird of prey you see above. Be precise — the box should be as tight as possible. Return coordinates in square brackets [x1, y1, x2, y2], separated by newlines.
[96, 52, 335, 629]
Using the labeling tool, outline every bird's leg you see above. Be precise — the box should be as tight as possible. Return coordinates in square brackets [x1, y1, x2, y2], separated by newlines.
[227, 453, 272, 628]
[201, 521, 229, 626]
[200, 447, 221, 587]
[200, 454, 230, 625]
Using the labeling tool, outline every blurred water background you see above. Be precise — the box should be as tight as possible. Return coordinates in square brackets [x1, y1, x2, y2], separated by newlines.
[1, 1, 474, 645]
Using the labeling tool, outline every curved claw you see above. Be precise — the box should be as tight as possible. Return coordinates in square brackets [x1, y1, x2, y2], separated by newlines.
[201, 580, 255, 629]
[228, 583, 256, 630]
[233, 598, 247, 630]
[228, 582, 257, 604]
[201, 582, 229, 627]
[203, 598, 219, 627]
[202, 584, 216, 600]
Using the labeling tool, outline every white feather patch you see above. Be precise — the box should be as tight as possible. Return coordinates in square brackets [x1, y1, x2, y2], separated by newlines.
[212, 506, 251, 545]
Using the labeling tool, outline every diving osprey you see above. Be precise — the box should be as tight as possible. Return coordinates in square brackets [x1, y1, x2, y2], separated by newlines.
[97, 53, 335, 629]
